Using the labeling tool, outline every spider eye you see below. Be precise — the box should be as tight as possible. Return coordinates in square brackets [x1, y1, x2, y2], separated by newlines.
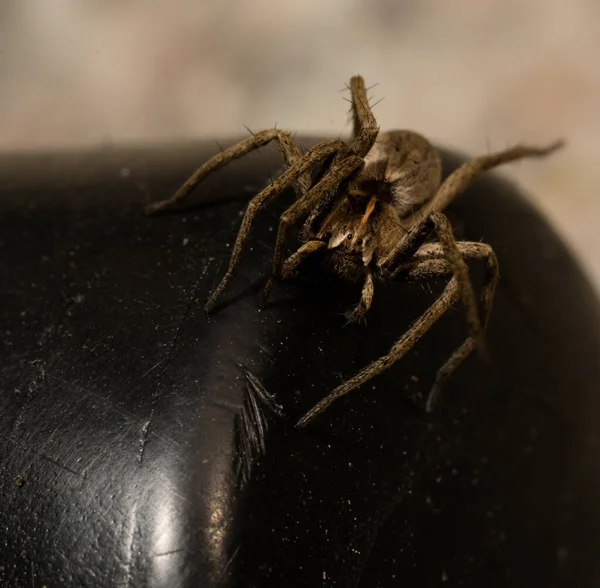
[357, 238, 363, 245]
[347, 233, 353, 240]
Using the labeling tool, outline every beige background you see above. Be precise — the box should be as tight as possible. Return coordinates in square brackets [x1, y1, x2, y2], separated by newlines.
[1, 0, 598, 289]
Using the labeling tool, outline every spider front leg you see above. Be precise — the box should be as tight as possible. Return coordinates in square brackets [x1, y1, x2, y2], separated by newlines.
[201, 139, 346, 313]
[348, 75, 380, 157]
[281, 241, 327, 278]
[345, 271, 374, 324]
[277, 241, 375, 323]
[260, 154, 364, 305]
[145, 129, 314, 215]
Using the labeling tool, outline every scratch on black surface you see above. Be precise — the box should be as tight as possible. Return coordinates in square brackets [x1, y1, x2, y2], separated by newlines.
[124, 502, 140, 587]
[47, 375, 185, 454]
[140, 358, 166, 378]
[41, 453, 84, 478]
[169, 488, 193, 506]
[257, 342, 274, 361]
[132, 261, 208, 460]
[33, 295, 80, 355]
[9, 361, 48, 438]
[139, 409, 154, 464]
[137, 255, 211, 392]
[216, 543, 241, 586]
[154, 547, 185, 558]
[234, 365, 283, 489]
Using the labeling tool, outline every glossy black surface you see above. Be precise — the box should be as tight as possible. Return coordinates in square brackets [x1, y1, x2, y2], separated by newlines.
[1, 140, 599, 587]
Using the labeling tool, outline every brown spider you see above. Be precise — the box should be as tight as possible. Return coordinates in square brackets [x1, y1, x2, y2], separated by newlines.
[146, 76, 563, 428]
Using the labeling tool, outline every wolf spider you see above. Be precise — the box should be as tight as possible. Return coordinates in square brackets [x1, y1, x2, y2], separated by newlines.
[146, 76, 563, 428]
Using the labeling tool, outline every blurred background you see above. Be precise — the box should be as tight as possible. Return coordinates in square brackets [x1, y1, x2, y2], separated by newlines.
[1, 0, 598, 288]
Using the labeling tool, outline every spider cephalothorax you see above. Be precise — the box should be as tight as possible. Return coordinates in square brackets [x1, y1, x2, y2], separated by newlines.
[146, 76, 563, 427]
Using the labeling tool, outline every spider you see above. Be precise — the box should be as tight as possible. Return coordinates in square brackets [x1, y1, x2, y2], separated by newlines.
[146, 76, 563, 428]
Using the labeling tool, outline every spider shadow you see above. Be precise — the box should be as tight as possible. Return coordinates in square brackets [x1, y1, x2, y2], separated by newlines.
[204, 279, 266, 316]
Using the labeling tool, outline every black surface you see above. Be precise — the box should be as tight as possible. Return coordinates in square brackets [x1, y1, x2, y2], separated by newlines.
[1, 139, 599, 587]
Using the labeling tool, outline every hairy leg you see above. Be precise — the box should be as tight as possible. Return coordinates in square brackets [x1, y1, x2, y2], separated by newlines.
[406, 140, 564, 224]
[387, 139, 564, 266]
[297, 241, 498, 426]
[261, 154, 364, 304]
[395, 241, 499, 411]
[345, 270, 375, 324]
[296, 276, 461, 428]
[430, 212, 483, 348]
[145, 129, 316, 215]
[384, 211, 483, 348]
[301, 76, 383, 237]
[348, 75, 380, 158]
[281, 240, 327, 278]
[203, 139, 347, 312]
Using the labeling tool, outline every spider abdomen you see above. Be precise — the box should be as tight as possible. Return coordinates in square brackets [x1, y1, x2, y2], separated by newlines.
[363, 130, 442, 219]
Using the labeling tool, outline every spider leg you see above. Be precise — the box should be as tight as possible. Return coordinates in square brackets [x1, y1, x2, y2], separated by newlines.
[394, 241, 499, 411]
[281, 240, 327, 278]
[406, 139, 564, 223]
[203, 139, 347, 313]
[384, 138, 565, 267]
[384, 211, 484, 348]
[145, 129, 315, 215]
[301, 88, 378, 237]
[344, 270, 374, 324]
[430, 212, 483, 348]
[260, 154, 364, 304]
[427, 243, 498, 411]
[382, 139, 564, 343]
[296, 276, 461, 428]
[349, 75, 380, 158]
